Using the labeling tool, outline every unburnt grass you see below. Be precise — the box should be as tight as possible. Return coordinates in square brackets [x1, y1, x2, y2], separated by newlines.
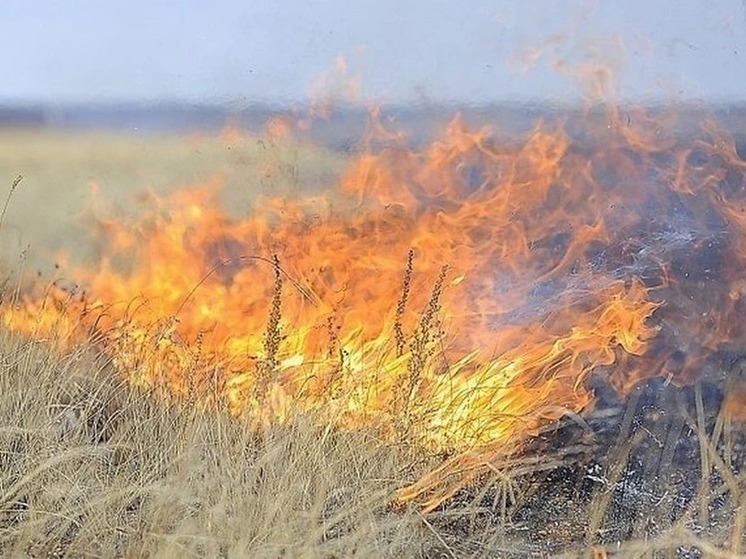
[0, 328, 445, 557]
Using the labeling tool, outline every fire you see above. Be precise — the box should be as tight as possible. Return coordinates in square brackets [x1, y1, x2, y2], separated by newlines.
[3, 103, 746, 509]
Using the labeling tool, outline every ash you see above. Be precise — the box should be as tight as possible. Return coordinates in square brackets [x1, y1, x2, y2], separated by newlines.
[425, 362, 746, 558]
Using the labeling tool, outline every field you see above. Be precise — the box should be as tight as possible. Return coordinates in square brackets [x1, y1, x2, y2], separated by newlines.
[0, 128, 349, 275]
[0, 127, 745, 558]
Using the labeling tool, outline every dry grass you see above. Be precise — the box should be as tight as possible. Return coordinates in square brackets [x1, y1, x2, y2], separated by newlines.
[0, 128, 349, 275]
[1, 129, 746, 557]
[1, 297, 745, 558]
[0, 331, 440, 558]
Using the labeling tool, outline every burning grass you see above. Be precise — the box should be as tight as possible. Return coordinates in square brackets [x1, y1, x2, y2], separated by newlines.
[2, 103, 746, 556]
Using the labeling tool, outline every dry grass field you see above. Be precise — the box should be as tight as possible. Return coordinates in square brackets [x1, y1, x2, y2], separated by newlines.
[0, 128, 348, 275]
[0, 330, 437, 557]
[1, 322, 745, 558]
[0, 128, 745, 558]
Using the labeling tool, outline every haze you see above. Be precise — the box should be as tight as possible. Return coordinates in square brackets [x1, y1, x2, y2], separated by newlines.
[1, 0, 745, 106]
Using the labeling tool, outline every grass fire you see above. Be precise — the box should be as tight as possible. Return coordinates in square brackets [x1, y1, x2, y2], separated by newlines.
[1, 101, 746, 557]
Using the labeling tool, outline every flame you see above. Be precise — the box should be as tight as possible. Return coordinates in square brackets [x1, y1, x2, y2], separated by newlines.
[3, 103, 746, 509]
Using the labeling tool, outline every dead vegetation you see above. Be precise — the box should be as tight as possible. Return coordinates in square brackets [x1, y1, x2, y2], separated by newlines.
[0, 331, 436, 557]
[1, 280, 745, 558]
[1, 131, 746, 558]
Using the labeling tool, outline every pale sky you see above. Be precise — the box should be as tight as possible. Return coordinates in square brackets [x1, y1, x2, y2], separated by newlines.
[1, 0, 745, 105]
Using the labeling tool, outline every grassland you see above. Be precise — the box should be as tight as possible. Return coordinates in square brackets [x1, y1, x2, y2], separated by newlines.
[0, 129, 745, 558]
[0, 128, 348, 276]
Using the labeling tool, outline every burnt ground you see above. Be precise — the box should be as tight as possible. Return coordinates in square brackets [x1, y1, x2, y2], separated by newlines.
[424, 360, 746, 557]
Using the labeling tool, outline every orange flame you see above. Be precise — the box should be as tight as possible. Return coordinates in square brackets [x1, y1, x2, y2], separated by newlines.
[3, 103, 746, 508]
